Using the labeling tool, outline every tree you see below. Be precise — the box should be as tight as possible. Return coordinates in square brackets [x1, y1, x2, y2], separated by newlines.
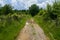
[45, 1, 60, 26]
[46, 4, 57, 20]
[52, 1, 60, 26]
[1, 4, 13, 15]
[29, 4, 39, 16]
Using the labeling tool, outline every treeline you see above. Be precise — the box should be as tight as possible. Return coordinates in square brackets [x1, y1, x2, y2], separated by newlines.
[0, 4, 28, 15]
[0, 0, 60, 19]
[0, 3, 40, 16]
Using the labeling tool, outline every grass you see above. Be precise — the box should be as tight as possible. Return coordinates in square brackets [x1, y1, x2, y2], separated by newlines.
[0, 13, 30, 40]
[34, 15, 60, 40]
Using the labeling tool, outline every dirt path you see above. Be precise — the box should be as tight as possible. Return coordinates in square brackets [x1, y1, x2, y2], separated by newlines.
[16, 19, 49, 40]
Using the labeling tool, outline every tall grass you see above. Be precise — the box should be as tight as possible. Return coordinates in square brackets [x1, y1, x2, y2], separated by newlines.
[34, 15, 60, 40]
[0, 13, 29, 40]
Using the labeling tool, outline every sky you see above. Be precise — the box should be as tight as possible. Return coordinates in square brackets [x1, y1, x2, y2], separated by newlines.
[0, 0, 54, 10]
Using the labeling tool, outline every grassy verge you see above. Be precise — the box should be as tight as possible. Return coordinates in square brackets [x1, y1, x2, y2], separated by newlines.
[34, 15, 60, 40]
[0, 14, 30, 40]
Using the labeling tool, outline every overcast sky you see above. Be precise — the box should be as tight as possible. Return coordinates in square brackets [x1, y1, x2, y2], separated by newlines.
[0, 0, 54, 10]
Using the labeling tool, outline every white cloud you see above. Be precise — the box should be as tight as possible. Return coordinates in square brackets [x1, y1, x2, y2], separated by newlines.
[0, 0, 5, 6]
[37, 0, 54, 8]
[18, 0, 54, 9]
[11, 0, 17, 3]
[16, 0, 38, 9]
[25, 0, 38, 9]
[0, 0, 54, 9]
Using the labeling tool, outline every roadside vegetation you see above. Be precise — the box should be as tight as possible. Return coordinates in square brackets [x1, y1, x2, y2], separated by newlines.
[34, 1, 60, 40]
[0, 0, 60, 40]
[0, 4, 31, 40]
